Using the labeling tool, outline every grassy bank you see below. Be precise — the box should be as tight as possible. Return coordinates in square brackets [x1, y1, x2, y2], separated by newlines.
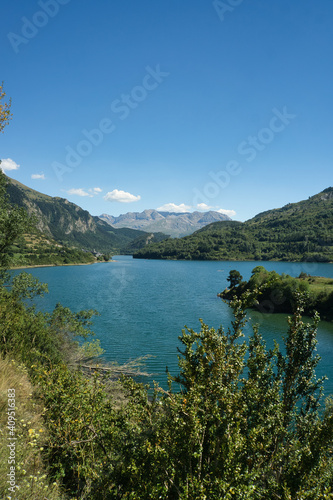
[0, 357, 65, 500]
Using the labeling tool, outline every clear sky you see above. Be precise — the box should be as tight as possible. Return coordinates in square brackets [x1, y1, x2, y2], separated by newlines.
[1, 0, 332, 221]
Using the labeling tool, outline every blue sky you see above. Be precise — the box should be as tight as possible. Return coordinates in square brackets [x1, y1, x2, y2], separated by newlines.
[1, 0, 332, 221]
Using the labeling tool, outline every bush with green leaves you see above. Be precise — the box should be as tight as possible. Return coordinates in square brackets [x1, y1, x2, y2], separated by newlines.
[0, 270, 99, 371]
[35, 294, 333, 499]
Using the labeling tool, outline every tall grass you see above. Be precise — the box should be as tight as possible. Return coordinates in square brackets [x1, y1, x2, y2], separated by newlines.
[0, 356, 65, 500]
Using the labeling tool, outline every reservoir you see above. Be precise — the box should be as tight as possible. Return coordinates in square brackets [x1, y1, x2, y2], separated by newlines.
[21, 256, 333, 397]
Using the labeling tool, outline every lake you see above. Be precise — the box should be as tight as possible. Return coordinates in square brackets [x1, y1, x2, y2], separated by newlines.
[18, 257, 333, 397]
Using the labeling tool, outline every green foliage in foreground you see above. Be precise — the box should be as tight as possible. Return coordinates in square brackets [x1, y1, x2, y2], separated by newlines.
[134, 187, 333, 262]
[3, 276, 333, 499]
[0, 276, 102, 500]
[220, 266, 333, 320]
[0, 274, 98, 370]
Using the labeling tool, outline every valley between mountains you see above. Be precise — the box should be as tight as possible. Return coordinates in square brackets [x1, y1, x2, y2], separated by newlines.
[4, 175, 333, 267]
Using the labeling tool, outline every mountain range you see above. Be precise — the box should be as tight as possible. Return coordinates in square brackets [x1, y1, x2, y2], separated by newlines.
[99, 209, 231, 237]
[5, 175, 333, 265]
[134, 187, 333, 262]
[5, 177, 230, 255]
[5, 176, 167, 255]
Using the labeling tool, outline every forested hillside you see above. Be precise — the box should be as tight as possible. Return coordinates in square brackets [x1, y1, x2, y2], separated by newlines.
[4, 176, 168, 263]
[134, 188, 333, 262]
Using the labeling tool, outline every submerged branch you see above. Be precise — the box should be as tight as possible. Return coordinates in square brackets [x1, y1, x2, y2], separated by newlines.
[76, 355, 154, 378]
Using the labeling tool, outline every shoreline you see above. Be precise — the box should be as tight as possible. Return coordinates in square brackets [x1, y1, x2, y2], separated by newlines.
[133, 255, 333, 264]
[9, 260, 116, 270]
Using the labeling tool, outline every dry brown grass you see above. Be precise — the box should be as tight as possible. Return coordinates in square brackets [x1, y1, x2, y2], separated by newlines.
[0, 356, 66, 499]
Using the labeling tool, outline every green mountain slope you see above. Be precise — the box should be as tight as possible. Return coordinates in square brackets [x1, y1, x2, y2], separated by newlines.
[133, 188, 333, 262]
[5, 176, 167, 256]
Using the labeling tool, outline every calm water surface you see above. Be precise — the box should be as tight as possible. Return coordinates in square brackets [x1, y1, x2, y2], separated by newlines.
[19, 257, 333, 396]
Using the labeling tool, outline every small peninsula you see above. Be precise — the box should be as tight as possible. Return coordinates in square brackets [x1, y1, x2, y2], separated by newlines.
[219, 266, 333, 321]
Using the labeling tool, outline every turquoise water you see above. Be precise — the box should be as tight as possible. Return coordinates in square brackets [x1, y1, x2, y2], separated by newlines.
[16, 257, 333, 396]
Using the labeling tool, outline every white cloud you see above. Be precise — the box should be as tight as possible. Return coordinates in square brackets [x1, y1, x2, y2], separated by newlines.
[0, 158, 20, 171]
[104, 189, 141, 203]
[217, 208, 236, 217]
[156, 202, 236, 217]
[157, 203, 191, 213]
[31, 173, 45, 180]
[67, 188, 92, 197]
[67, 187, 103, 198]
[196, 204, 236, 216]
[196, 203, 213, 210]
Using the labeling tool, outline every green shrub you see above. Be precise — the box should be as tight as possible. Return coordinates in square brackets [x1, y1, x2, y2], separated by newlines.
[35, 296, 333, 499]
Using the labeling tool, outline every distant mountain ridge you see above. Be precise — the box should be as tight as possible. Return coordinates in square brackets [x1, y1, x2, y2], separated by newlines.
[100, 209, 231, 237]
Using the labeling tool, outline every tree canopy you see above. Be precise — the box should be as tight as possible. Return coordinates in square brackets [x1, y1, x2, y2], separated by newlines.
[0, 81, 12, 133]
[227, 269, 243, 288]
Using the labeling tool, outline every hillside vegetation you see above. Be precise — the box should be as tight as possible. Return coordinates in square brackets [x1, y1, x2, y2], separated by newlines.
[6, 232, 102, 267]
[134, 188, 333, 262]
[5, 176, 168, 264]
[220, 266, 333, 320]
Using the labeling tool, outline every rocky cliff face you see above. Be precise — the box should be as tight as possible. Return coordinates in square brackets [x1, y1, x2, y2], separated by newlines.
[319, 187, 333, 202]
[7, 180, 98, 236]
[5, 176, 152, 253]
